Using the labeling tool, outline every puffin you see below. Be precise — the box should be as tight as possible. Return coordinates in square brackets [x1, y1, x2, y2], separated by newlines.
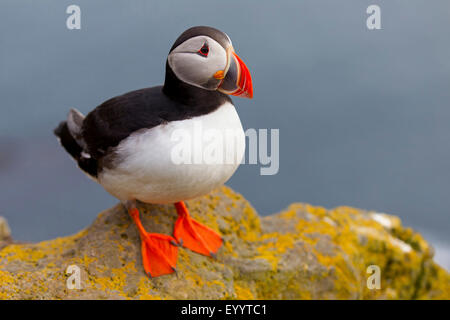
[54, 26, 253, 277]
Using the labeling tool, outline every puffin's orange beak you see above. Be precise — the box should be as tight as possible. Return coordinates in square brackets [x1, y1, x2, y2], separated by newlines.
[217, 49, 253, 99]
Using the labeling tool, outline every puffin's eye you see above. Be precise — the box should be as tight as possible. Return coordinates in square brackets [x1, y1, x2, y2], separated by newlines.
[198, 43, 209, 57]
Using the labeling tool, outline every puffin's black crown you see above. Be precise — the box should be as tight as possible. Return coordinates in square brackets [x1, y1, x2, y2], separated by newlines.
[169, 26, 231, 52]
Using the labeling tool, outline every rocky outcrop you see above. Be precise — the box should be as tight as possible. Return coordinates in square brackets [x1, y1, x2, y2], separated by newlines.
[0, 186, 448, 299]
[0, 217, 12, 251]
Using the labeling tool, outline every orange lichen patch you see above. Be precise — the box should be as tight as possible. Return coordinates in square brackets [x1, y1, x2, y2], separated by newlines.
[254, 233, 295, 270]
[223, 241, 237, 257]
[207, 279, 226, 293]
[135, 277, 162, 300]
[0, 270, 15, 299]
[279, 208, 297, 220]
[221, 186, 244, 201]
[92, 261, 137, 295]
[0, 245, 47, 264]
[0, 229, 87, 266]
[305, 204, 328, 218]
[233, 282, 254, 299]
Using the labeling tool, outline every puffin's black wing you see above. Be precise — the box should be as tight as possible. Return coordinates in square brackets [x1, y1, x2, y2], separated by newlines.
[81, 86, 177, 159]
[81, 85, 229, 160]
[55, 85, 229, 177]
[54, 87, 171, 178]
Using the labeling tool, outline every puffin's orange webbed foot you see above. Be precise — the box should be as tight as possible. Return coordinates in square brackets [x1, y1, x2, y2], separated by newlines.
[128, 208, 178, 277]
[173, 201, 223, 257]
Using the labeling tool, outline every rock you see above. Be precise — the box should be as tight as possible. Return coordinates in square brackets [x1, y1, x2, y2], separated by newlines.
[0, 217, 12, 251]
[0, 216, 11, 240]
[0, 186, 448, 299]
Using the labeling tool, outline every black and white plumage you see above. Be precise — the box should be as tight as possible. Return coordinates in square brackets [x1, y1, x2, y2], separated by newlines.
[54, 26, 253, 204]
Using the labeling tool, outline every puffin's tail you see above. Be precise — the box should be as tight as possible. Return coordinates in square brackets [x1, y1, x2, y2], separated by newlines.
[54, 109, 98, 178]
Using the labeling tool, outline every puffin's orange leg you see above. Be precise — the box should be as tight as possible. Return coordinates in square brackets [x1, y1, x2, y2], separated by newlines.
[128, 207, 178, 277]
[173, 201, 223, 257]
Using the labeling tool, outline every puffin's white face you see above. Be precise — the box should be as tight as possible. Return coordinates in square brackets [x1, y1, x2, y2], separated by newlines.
[168, 36, 229, 90]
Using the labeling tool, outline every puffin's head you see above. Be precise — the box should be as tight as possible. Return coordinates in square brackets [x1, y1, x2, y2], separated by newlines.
[167, 26, 253, 99]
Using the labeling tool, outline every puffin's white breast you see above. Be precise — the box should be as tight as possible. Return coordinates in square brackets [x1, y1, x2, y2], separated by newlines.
[98, 101, 245, 203]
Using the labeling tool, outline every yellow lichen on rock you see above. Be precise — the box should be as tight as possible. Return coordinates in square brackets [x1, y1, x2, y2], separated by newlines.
[0, 186, 448, 299]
